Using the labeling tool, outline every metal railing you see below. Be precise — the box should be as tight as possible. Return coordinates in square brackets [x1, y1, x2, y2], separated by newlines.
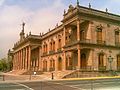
[97, 40, 106, 45]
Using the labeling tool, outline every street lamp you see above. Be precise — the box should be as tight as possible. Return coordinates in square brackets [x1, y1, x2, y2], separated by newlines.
[108, 55, 113, 71]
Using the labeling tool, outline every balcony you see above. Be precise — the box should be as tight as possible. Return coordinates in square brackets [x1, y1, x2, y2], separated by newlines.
[80, 66, 93, 71]
[49, 50, 55, 54]
[57, 48, 62, 52]
[43, 68, 47, 72]
[80, 39, 91, 44]
[117, 66, 120, 71]
[115, 42, 120, 47]
[43, 52, 47, 56]
[49, 68, 55, 72]
[98, 66, 106, 71]
[97, 40, 106, 45]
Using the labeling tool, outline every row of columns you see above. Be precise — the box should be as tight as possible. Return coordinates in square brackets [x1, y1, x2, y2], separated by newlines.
[13, 46, 31, 70]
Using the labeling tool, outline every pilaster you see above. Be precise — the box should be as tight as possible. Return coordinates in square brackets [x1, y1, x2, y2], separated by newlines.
[63, 51, 66, 70]
[77, 19, 80, 41]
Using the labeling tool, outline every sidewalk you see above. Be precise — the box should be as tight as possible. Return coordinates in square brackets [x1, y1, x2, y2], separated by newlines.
[62, 75, 120, 81]
[0, 72, 52, 82]
[1, 72, 120, 82]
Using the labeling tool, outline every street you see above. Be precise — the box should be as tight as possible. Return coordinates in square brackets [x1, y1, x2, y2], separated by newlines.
[49, 78, 120, 90]
[0, 78, 120, 90]
[0, 82, 32, 90]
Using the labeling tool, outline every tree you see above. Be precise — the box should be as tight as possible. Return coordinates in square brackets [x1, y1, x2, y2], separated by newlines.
[0, 57, 13, 72]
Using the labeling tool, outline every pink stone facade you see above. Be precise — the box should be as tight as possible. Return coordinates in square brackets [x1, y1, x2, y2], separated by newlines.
[11, 4, 120, 73]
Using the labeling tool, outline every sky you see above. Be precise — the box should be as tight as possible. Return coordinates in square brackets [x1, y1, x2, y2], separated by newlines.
[0, 0, 120, 59]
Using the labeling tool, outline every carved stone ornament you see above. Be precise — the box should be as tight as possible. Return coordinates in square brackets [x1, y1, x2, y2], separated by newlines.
[68, 5, 74, 12]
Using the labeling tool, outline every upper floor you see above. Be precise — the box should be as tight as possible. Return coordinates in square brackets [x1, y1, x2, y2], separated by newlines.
[13, 3, 120, 55]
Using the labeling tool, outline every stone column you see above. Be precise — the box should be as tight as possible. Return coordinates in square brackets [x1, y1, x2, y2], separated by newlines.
[19, 50, 21, 70]
[20, 50, 22, 70]
[23, 48, 25, 70]
[63, 26, 66, 46]
[63, 51, 66, 71]
[16, 52, 18, 70]
[78, 47, 81, 69]
[28, 46, 31, 70]
[55, 58, 58, 71]
[39, 47, 41, 71]
[18, 51, 20, 70]
[91, 49, 95, 70]
[15, 53, 17, 70]
[77, 19, 80, 41]
[25, 47, 28, 70]
[47, 60, 50, 72]
[21, 49, 23, 70]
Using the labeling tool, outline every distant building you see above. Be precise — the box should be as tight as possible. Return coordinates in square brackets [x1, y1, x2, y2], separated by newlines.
[10, 2, 120, 76]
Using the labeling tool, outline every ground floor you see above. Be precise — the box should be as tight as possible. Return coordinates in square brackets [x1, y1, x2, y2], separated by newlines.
[12, 45, 120, 73]
[41, 48, 120, 72]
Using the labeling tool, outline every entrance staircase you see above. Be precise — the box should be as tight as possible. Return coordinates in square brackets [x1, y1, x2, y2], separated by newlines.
[42, 70, 74, 79]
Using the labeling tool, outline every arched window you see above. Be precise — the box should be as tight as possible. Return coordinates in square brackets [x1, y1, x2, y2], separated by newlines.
[45, 44, 48, 53]
[115, 31, 119, 45]
[58, 39, 61, 49]
[58, 57, 62, 71]
[80, 30, 85, 40]
[50, 59, 55, 71]
[53, 41, 55, 51]
[97, 28, 102, 44]
[50, 42, 52, 51]
[98, 53, 104, 67]
[81, 53, 87, 69]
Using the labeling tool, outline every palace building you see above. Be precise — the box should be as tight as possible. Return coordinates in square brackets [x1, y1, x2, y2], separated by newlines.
[10, 2, 120, 77]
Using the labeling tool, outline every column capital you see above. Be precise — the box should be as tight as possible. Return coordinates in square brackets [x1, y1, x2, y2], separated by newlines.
[76, 18, 80, 21]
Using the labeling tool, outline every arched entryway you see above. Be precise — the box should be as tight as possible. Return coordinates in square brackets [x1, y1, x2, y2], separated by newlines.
[81, 53, 87, 69]
[43, 60, 47, 72]
[50, 59, 55, 71]
[66, 56, 73, 70]
[58, 57, 62, 71]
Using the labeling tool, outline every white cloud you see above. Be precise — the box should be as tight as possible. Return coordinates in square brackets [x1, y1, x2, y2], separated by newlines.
[0, 0, 5, 6]
[0, 0, 65, 58]
[98, 0, 120, 14]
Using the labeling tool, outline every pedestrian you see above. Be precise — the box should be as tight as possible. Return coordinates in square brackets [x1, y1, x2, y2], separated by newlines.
[51, 73, 54, 80]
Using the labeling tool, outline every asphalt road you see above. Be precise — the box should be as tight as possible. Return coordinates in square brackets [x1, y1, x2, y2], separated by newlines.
[0, 82, 32, 90]
[49, 78, 120, 90]
[1, 78, 120, 90]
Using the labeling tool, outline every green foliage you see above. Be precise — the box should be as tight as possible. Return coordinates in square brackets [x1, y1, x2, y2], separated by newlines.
[0, 58, 13, 72]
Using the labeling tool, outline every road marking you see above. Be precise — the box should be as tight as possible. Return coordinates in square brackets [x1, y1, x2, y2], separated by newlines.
[14, 82, 34, 90]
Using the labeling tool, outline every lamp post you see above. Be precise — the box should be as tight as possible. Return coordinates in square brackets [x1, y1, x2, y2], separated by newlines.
[108, 55, 113, 71]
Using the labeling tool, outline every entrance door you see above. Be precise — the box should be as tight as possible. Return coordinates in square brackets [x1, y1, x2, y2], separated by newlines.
[43, 60, 47, 71]
[81, 53, 87, 69]
[58, 57, 62, 71]
[117, 55, 120, 70]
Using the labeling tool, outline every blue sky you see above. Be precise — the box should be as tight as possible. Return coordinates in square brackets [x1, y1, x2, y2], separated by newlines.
[0, 0, 120, 59]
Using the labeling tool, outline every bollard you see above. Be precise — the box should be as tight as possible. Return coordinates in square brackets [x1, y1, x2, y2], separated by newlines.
[3, 75, 5, 81]
[51, 73, 54, 80]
